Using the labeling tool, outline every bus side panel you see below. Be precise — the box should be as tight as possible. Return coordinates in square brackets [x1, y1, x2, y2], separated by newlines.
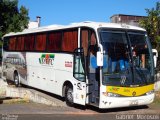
[52, 53, 74, 96]
[26, 53, 52, 91]
[26, 53, 75, 96]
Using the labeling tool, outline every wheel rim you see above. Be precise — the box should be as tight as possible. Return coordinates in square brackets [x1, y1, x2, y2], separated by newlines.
[67, 88, 73, 103]
[14, 75, 19, 85]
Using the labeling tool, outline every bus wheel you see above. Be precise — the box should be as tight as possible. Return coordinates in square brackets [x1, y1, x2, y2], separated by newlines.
[65, 86, 74, 106]
[14, 73, 19, 87]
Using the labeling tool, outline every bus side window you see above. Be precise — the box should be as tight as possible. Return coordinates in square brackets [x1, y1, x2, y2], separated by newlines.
[81, 30, 89, 56]
[9, 37, 16, 51]
[91, 32, 96, 46]
[81, 29, 98, 69]
[16, 36, 25, 51]
[25, 35, 35, 51]
[89, 32, 97, 69]
[62, 29, 78, 52]
[48, 32, 62, 52]
[3, 37, 9, 51]
[35, 33, 46, 51]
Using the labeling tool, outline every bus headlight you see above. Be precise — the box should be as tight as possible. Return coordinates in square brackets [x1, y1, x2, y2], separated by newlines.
[146, 90, 154, 95]
[102, 92, 120, 97]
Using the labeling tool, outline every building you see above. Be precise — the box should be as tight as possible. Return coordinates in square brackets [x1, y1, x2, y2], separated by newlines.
[28, 21, 39, 29]
[110, 14, 147, 27]
[28, 16, 41, 29]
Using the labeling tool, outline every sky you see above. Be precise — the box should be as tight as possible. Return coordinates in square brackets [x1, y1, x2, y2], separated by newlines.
[19, 0, 160, 26]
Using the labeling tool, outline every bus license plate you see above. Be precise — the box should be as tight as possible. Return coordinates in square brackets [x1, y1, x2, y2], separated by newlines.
[129, 100, 138, 106]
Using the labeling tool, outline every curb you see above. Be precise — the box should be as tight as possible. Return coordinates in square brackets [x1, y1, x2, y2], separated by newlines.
[0, 79, 67, 107]
[6, 86, 67, 107]
[1, 98, 30, 104]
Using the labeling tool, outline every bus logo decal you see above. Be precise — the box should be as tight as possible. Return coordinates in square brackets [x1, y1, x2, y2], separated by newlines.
[39, 54, 55, 66]
[132, 91, 136, 96]
[121, 75, 126, 85]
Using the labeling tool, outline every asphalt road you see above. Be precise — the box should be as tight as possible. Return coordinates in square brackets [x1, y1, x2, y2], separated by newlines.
[13, 114, 160, 120]
[0, 112, 160, 120]
[0, 114, 120, 120]
[0, 103, 160, 120]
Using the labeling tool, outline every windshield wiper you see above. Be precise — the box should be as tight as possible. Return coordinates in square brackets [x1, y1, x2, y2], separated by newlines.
[125, 32, 135, 83]
[135, 68, 148, 84]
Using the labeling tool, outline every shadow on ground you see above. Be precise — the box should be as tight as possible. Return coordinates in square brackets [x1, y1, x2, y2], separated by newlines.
[0, 97, 13, 104]
[72, 103, 149, 113]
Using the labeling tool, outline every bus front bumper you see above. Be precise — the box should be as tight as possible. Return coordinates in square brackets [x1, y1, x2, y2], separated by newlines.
[99, 93, 155, 109]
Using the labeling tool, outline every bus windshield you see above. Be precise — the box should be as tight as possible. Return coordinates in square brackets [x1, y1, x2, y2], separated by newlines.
[100, 30, 154, 86]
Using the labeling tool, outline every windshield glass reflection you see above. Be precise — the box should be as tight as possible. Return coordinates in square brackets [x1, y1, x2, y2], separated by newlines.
[100, 30, 154, 86]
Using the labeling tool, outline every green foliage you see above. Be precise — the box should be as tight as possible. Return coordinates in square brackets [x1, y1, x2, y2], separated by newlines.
[0, 0, 29, 41]
[139, 2, 160, 71]
[139, 2, 160, 51]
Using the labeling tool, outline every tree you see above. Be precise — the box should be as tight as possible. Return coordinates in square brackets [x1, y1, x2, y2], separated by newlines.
[139, 2, 160, 51]
[0, 0, 29, 40]
[140, 2, 160, 70]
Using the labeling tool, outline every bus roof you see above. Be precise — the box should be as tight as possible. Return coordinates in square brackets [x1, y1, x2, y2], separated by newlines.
[3, 21, 146, 37]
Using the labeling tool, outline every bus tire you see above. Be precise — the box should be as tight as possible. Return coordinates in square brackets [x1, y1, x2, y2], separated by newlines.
[65, 85, 74, 106]
[14, 73, 19, 87]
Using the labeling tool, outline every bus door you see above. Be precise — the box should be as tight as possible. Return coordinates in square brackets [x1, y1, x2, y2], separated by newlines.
[73, 48, 86, 105]
[81, 29, 100, 105]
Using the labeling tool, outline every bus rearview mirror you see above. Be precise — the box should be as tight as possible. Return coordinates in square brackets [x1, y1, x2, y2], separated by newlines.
[97, 51, 103, 66]
[152, 49, 158, 68]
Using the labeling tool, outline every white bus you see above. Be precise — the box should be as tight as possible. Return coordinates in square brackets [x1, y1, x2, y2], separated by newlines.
[2, 22, 155, 109]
